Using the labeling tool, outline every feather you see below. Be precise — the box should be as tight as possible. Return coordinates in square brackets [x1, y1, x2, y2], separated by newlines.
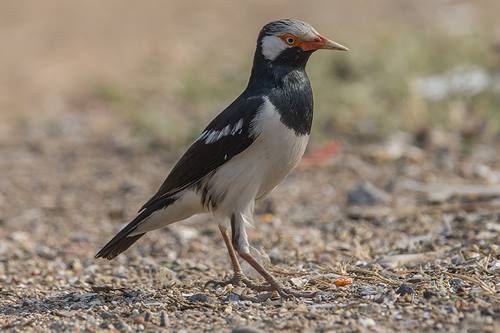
[138, 95, 264, 212]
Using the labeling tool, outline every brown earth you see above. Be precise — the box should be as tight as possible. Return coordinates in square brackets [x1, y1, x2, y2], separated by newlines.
[0, 111, 498, 332]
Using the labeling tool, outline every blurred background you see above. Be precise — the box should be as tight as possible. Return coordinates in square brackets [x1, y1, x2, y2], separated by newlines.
[1, 1, 499, 331]
[2, 0, 500, 146]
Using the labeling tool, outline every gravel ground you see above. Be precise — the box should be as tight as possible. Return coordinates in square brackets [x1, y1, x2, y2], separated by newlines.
[0, 111, 499, 332]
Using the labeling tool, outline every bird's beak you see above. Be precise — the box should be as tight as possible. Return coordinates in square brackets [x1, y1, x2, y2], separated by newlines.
[319, 35, 349, 51]
[301, 34, 349, 52]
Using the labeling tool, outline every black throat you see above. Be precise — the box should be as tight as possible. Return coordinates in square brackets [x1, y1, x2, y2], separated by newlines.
[245, 39, 314, 136]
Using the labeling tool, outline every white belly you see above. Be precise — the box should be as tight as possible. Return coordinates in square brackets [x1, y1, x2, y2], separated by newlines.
[208, 97, 309, 215]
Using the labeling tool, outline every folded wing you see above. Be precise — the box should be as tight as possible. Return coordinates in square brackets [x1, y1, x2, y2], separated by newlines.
[139, 95, 264, 212]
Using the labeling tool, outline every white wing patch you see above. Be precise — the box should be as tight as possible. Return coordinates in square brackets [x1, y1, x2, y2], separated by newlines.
[199, 118, 244, 144]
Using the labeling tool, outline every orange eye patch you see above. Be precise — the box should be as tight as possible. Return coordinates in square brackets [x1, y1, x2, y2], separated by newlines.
[280, 33, 300, 46]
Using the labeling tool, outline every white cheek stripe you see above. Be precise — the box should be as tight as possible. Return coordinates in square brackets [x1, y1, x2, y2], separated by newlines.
[261, 35, 288, 61]
[199, 118, 244, 144]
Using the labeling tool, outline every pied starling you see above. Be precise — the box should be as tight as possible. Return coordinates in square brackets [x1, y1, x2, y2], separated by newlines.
[96, 19, 348, 298]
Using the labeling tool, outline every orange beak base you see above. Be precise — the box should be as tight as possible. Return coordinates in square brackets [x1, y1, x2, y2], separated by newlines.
[301, 34, 349, 52]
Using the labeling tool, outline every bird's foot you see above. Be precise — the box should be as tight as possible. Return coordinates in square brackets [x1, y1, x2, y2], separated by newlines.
[254, 279, 318, 299]
[245, 286, 318, 302]
[205, 274, 318, 299]
[204, 272, 268, 290]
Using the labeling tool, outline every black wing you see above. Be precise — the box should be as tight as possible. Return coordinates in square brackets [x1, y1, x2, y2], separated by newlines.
[139, 94, 264, 212]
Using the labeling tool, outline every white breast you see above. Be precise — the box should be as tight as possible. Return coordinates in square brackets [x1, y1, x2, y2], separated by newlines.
[250, 97, 309, 197]
[208, 97, 309, 215]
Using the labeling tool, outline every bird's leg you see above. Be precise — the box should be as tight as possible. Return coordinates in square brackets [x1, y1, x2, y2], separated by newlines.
[219, 225, 242, 275]
[204, 225, 270, 291]
[237, 250, 317, 299]
[230, 213, 317, 299]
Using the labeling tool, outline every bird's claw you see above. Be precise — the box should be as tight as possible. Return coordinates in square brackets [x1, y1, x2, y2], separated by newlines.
[204, 275, 239, 289]
[205, 274, 318, 299]
[205, 272, 271, 290]
[251, 287, 318, 302]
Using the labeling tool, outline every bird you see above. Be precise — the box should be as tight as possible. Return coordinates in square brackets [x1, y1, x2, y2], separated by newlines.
[96, 19, 348, 298]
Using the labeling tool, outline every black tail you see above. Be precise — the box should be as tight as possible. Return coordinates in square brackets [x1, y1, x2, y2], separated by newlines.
[94, 209, 147, 259]
[95, 234, 145, 260]
[95, 197, 175, 260]
[95, 233, 145, 260]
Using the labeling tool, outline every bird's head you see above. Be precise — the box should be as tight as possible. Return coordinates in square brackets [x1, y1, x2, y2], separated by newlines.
[256, 19, 348, 68]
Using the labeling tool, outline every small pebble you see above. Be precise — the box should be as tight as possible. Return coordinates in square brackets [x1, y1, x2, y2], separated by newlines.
[358, 287, 378, 296]
[100, 322, 113, 330]
[451, 255, 465, 265]
[396, 283, 415, 296]
[423, 289, 438, 299]
[490, 260, 500, 272]
[187, 293, 210, 303]
[314, 291, 333, 302]
[480, 308, 495, 317]
[449, 278, 464, 288]
[225, 292, 241, 303]
[347, 182, 389, 206]
[160, 311, 167, 327]
[231, 327, 263, 333]
[100, 312, 119, 320]
[255, 292, 274, 303]
[359, 318, 376, 328]
[113, 320, 131, 332]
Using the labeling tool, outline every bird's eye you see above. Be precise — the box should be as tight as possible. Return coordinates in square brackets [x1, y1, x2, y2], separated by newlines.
[286, 37, 295, 45]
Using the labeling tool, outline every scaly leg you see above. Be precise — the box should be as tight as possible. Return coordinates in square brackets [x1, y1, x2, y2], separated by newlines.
[237, 250, 317, 299]
[204, 225, 272, 292]
[230, 212, 317, 299]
